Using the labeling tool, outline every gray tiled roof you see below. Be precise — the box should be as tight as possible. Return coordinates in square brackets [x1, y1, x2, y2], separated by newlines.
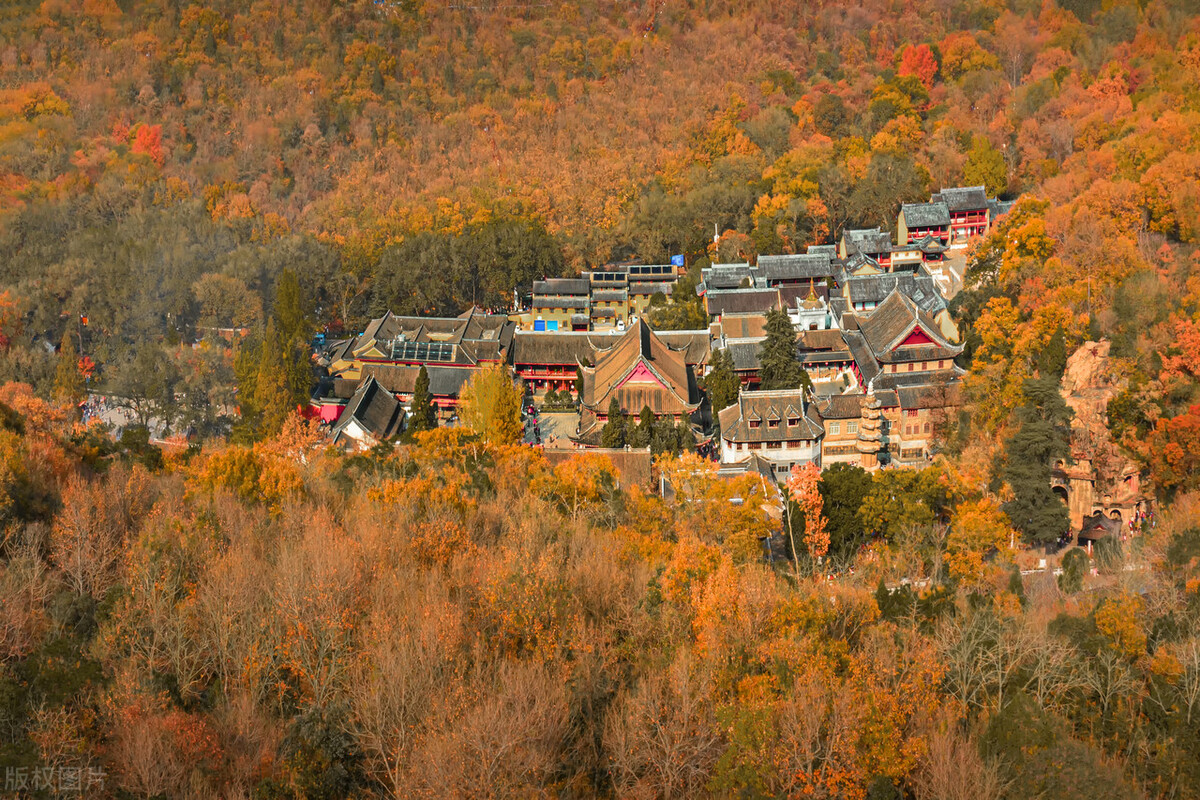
[845, 273, 912, 305]
[359, 364, 474, 397]
[875, 389, 899, 408]
[989, 198, 1016, 218]
[843, 228, 893, 255]
[728, 340, 764, 372]
[842, 331, 880, 385]
[857, 291, 961, 362]
[333, 376, 404, 440]
[533, 278, 590, 295]
[703, 264, 756, 290]
[718, 389, 825, 444]
[654, 331, 712, 365]
[511, 331, 603, 365]
[797, 329, 848, 352]
[756, 254, 837, 282]
[843, 272, 947, 317]
[908, 234, 947, 253]
[816, 393, 864, 420]
[828, 296, 848, 322]
[705, 288, 781, 316]
[933, 185, 989, 212]
[901, 201, 950, 228]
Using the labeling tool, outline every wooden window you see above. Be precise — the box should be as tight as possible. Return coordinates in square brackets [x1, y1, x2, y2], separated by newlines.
[749, 419, 760, 428]
[768, 419, 779, 428]
[847, 421, 858, 434]
[787, 416, 800, 427]
[906, 409, 918, 418]
[829, 422, 840, 435]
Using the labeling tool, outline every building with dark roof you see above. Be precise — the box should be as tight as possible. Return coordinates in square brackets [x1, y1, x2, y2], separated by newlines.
[701, 263, 756, 291]
[322, 308, 514, 420]
[703, 287, 784, 317]
[754, 254, 838, 287]
[839, 270, 959, 342]
[717, 388, 825, 479]
[897, 202, 951, 246]
[924, 185, 1012, 247]
[532, 279, 592, 331]
[855, 291, 962, 371]
[330, 376, 405, 448]
[332, 308, 515, 375]
[838, 228, 894, 267]
[890, 234, 947, 271]
[521, 265, 682, 332]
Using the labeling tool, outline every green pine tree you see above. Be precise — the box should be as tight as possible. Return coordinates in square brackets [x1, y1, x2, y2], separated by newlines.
[758, 308, 811, 391]
[254, 319, 293, 437]
[705, 348, 740, 413]
[600, 396, 626, 448]
[1035, 327, 1067, 380]
[629, 405, 654, 448]
[407, 365, 437, 437]
[275, 268, 309, 344]
[233, 334, 262, 440]
[52, 330, 85, 407]
[285, 333, 313, 407]
[1002, 376, 1073, 544]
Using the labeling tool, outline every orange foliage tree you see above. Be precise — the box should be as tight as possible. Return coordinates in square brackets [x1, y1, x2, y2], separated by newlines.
[787, 462, 829, 561]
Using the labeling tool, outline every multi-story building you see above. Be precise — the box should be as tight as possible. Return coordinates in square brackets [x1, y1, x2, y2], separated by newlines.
[526, 265, 681, 332]
[841, 290, 962, 389]
[931, 185, 990, 245]
[531, 278, 591, 331]
[717, 389, 825, 481]
[838, 228, 894, 268]
[897, 201, 951, 245]
[626, 264, 680, 316]
[899, 185, 1015, 249]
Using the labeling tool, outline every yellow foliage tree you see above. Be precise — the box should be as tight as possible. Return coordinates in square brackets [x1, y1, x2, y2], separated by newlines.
[458, 363, 523, 444]
[945, 498, 1013, 585]
[658, 453, 773, 562]
[1095, 593, 1147, 660]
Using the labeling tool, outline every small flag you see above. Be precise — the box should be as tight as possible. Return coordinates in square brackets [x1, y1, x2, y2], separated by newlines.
[670, 254, 685, 267]
[80, 315, 88, 326]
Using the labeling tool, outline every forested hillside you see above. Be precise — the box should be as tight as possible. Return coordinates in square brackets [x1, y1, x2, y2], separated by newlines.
[0, 405, 1198, 799]
[3, 0, 1199, 398]
[3, 1, 1200, 798]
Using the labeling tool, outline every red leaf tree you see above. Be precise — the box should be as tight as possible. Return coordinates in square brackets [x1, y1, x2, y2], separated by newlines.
[898, 44, 939, 90]
[788, 462, 829, 560]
